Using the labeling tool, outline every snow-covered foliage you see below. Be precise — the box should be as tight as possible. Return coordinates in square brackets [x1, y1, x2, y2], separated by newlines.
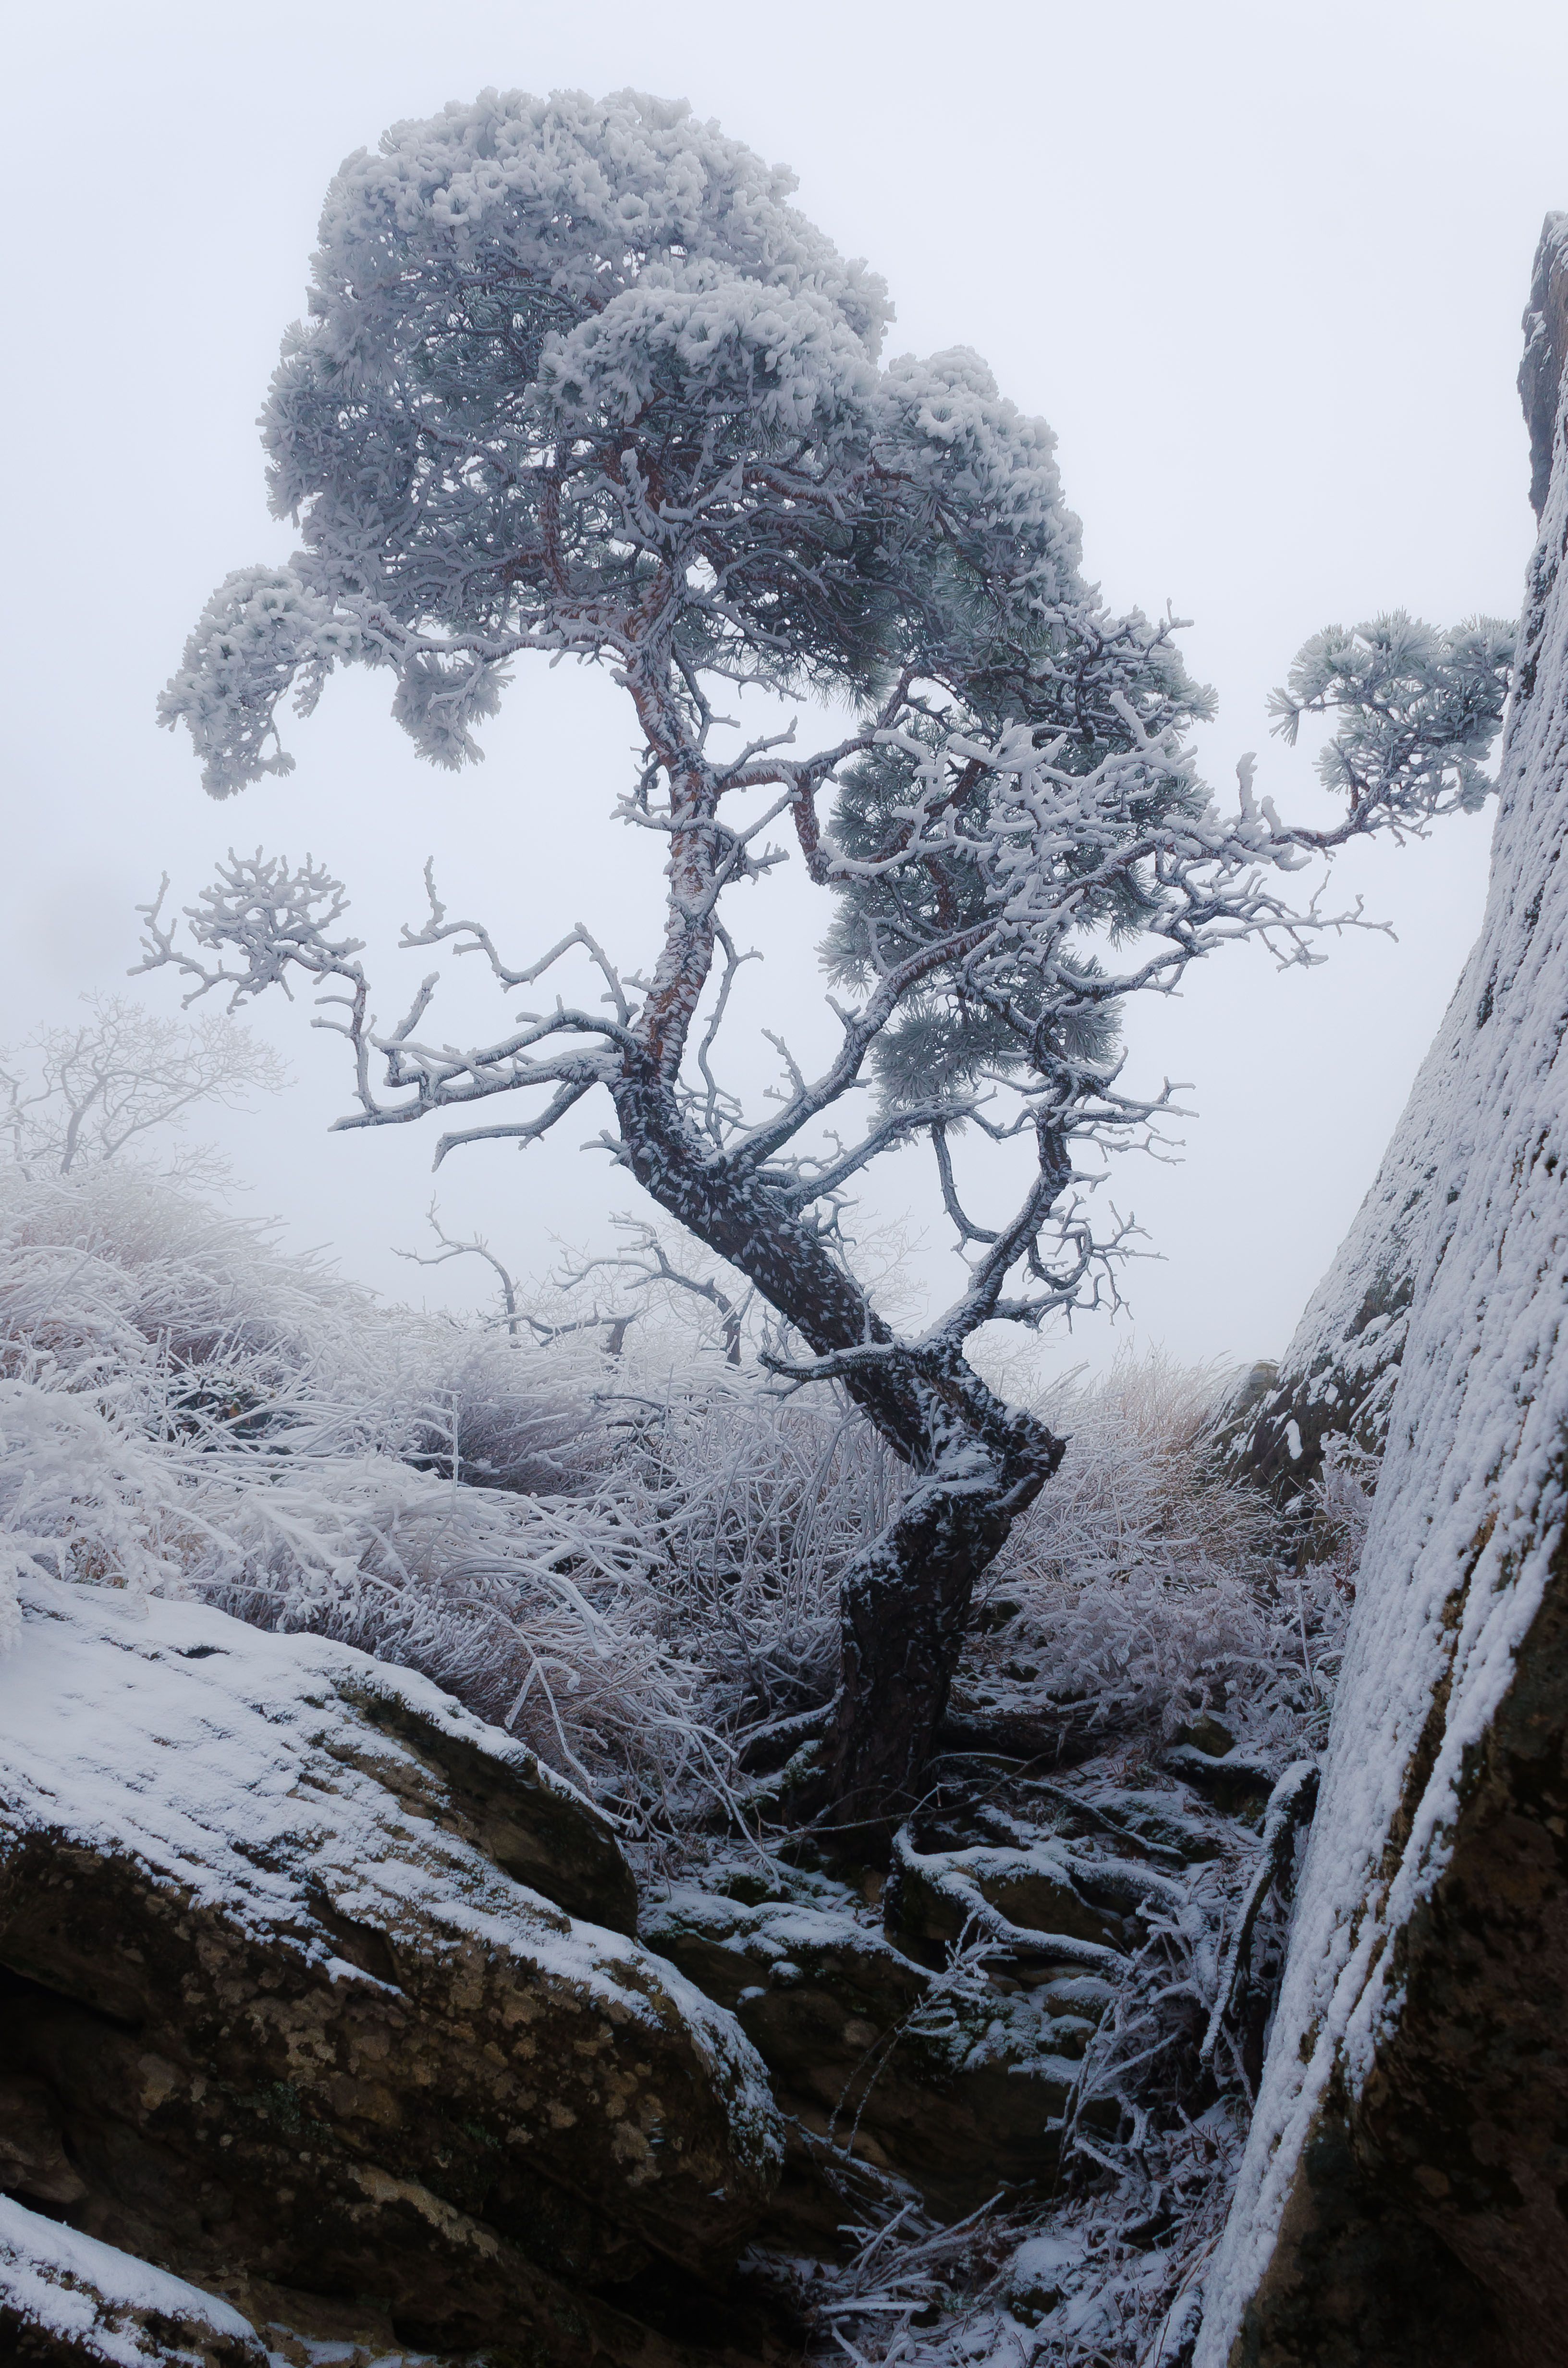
[658, 1376, 897, 1654]
[969, 1356, 1286, 1735]
[613, 1345, 1350, 1795]
[0, 1164, 684, 1802]
[0, 1163, 905, 1816]
[0, 1160, 1337, 1803]
[141, 84, 1516, 1826]
[1267, 611, 1514, 817]
[154, 85, 1075, 790]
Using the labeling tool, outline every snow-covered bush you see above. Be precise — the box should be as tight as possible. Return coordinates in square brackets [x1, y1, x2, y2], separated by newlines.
[635, 1381, 903, 1726]
[0, 1165, 704, 1811]
[958, 1351, 1348, 1759]
[0, 1382, 192, 1653]
[0, 1162, 1361, 1869]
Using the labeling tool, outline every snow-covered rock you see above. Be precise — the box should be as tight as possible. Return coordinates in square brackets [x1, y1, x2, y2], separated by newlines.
[1219, 941, 1483, 1495]
[645, 1816, 1148, 2231]
[1198, 212, 1568, 2368]
[1226, 223, 1568, 1506]
[0, 1579, 782, 2359]
[0, 2195, 265, 2368]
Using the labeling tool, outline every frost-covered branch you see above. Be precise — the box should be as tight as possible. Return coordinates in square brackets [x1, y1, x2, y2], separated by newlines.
[1267, 612, 1515, 826]
[395, 1200, 527, 1339]
[562, 1217, 754, 1366]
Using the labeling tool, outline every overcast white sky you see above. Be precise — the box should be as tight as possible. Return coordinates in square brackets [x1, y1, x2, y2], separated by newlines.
[3, 0, 1563, 1374]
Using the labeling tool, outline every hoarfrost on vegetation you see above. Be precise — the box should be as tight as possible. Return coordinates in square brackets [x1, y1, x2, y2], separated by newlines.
[1, 993, 285, 1185]
[143, 81, 1509, 1829]
[963, 1352, 1355, 1764]
[0, 1151, 1369, 2367]
[0, 1164, 1351, 1832]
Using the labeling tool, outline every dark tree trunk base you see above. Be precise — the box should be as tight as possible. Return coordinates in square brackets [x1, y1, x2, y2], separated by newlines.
[613, 1060, 1066, 1844]
[803, 1408, 1066, 1853]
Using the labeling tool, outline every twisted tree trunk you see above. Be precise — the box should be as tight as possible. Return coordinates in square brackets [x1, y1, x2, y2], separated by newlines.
[817, 1390, 1062, 1841]
[612, 1055, 1065, 1848]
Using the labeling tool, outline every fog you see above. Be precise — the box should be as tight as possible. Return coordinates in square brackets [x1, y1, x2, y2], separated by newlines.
[3, 0, 1560, 1373]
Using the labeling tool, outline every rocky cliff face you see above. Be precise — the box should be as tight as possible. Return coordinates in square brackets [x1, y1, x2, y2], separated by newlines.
[0, 1579, 783, 2365]
[1217, 946, 1482, 1498]
[1227, 213, 1568, 1505]
[1197, 214, 1568, 2368]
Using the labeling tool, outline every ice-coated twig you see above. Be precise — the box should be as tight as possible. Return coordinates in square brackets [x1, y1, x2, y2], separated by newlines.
[1200, 1759, 1321, 2062]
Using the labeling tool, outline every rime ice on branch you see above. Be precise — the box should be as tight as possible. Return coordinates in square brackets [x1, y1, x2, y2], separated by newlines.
[148, 88, 1512, 1837]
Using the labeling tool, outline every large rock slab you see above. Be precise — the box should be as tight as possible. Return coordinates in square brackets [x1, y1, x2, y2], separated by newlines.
[1224, 224, 1568, 1509]
[1197, 213, 1568, 2368]
[643, 1876, 1106, 2220]
[1216, 948, 1480, 1497]
[0, 1579, 782, 2358]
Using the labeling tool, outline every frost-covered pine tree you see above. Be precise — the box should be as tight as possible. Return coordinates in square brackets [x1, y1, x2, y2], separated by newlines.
[149, 88, 1512, 1841]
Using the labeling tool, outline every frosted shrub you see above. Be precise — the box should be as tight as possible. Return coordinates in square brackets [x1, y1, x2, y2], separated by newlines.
[0, 1163, 1358, 1841]
[0, 1380, 197, 1650]
[964, 1351, 1345, 1756]
[200, 1468, 708, 1811]
[0, 1162, 369, 1422]
[0, 1165, 713, 1817]
[633, 1381, 903, 1727]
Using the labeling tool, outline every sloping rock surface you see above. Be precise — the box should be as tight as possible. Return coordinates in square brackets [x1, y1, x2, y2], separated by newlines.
[1225, 217, 1568, 1507]
[0, 1579, 782, 2360]
[1216, 946, 1480, 1496]
[1197, 213, 1568, 2368]
[0, 2194, 266, 2368]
